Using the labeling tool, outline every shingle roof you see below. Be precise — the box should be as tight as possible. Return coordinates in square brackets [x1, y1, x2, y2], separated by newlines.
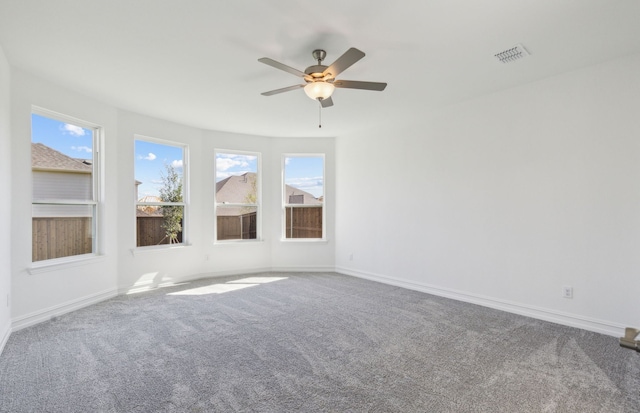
[216, 173, 258, 204]
[32, 143, 92, 173]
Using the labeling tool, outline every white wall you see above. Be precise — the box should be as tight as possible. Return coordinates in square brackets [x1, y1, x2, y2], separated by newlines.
[335, 53, 640, 337]
[10, 69, 120, 328]
[0, 45, 11, 352]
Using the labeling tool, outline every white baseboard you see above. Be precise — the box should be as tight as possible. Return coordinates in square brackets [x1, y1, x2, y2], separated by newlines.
[11, 288, 118, 332]
[0, 322, 10, 356]
[336, 266, 626, 338]
[270, 265, 335, 273]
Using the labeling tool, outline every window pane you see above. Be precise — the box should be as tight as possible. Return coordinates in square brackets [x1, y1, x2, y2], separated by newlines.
[32, 112, 96, 262]
[216, 206, 257, 240]
[215, 153, 258, 204]
[31, 114, 94, 201]
[32, 204, 94, 262]
[135, 139, 185, 247]
[136, 205, 184, 247]
[284, 156, 324, 239]
[215, 151, 259, 241]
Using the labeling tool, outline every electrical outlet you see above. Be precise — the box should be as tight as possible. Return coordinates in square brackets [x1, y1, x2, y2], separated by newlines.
[349, 253, 354, 261]
[562, 286, 573, 299]
[204, 254, 210, 261]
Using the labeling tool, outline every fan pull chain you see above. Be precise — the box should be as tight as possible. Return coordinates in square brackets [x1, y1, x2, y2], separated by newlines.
[318, 100, 322, 128]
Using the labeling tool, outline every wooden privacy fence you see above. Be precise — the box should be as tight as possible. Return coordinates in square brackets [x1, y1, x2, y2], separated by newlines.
[217, 212, 257, 240]
[32, 217, 93, 262]
[33, 207, 319, 260]
[136, 216, 183, 247]
[286, 206, 322, 238]
[33, 216, 184, 260]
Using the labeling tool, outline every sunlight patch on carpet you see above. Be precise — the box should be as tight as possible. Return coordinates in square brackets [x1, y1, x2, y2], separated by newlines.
[167, 276, 288, 296]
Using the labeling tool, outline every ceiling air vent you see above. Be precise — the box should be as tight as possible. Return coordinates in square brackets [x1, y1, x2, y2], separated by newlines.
[495, 44, 530, 64]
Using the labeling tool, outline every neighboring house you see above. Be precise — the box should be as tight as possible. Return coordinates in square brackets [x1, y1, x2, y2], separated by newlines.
[215, 172, 257, 217]
[31, 142, 92, 217]
[215, 172, 321, 211]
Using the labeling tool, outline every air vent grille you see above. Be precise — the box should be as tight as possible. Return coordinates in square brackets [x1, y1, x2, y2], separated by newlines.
[495, 44, 530, 64]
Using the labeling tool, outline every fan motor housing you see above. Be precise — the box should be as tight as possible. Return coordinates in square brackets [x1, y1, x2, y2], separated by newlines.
[304, 65, 329, 78]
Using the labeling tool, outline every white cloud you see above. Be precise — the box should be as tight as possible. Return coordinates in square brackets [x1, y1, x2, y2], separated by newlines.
[286, 176, 323, 189]
[215, 154, 257, 174]
[171, 159, 183, 169]
[71, 145, 92, 153]
[216, 157, 248, 172]
[61, 123, 86, 136]
[142, 153, 156, 161]
[218, 153, 256, 161]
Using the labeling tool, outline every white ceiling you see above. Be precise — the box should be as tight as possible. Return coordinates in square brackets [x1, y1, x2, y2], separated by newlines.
[1, 0, 640, 138]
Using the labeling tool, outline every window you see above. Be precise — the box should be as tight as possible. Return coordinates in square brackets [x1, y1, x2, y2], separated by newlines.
[283, 155, 324, 240]
[135, 137, 187, 247]
[31, 110, 100, 262]
[215, 151, 260, 241]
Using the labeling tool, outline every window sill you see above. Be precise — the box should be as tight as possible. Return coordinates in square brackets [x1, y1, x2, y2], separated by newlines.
[131, 243, 192, 256]
[29, 254, 106, 275]
[280, 238, 328, 244]
[214, 239, 265, 246]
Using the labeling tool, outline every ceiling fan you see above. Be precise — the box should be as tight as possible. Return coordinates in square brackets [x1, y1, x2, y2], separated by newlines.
[258, 48, 387, 108]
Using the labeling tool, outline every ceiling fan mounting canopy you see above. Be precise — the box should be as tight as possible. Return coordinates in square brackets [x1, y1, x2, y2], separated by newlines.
[311, 49, 326, 62]
[258, 47, 387, 108]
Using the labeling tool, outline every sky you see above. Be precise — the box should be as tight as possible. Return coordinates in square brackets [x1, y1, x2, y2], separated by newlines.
[31, 113, 93, 159]
[135, 140, 184, 199]
[284, 156, 324, 198]
[215, 152, 258, 181]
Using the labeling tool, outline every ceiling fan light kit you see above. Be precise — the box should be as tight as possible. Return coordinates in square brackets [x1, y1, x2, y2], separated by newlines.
[304, 81, 335, 101]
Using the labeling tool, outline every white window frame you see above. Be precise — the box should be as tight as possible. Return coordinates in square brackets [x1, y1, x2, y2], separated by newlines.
[134, 135, 189, 249]
[31, 107, 102, 265]
[282, 153, 326, 242]
[214, 149, 262, 243]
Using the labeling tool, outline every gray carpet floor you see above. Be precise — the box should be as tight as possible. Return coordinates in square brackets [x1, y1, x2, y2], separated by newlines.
[0, 272, 638, 412]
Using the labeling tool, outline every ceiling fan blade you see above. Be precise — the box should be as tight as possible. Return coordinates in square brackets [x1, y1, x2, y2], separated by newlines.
[261, 84, 305, 96]
[333, 80, 387, 91]
[258, 57, 306, 77]
[320, 96, 334, 108]
[323, 48, 365, 78]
